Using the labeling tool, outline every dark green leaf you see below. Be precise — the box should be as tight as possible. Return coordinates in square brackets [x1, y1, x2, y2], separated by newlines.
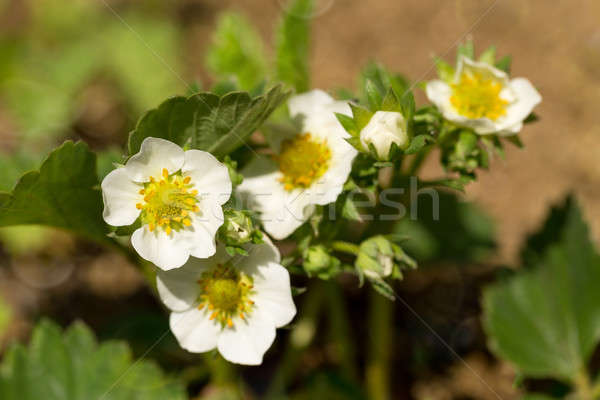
[495, 55, 512, 73]
[483, 197, 600, 382]
[403, 134, 433, 155]
[520, 195, 575, 267]
[504, 134, 524, 148]
[0, 319, 187, 400]
[128, 85, 290, 158]
[0, 141, 110, 244]
[524, 112, 539, 124]
[275, 0, 313, 92]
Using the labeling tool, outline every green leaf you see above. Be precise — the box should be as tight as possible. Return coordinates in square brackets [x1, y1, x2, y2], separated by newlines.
[478, 45, 496, 64]
[495, 55, 512, 73]
[206, 13, 268, 91]
[0, 141, 110, 244]
[523, 112, 539, 124]
[275, 0, 313, 92]
[483, 197, 600, 382]
[520, 194, 575, 267]
[349, 103, 373, 131]
[400, 91, 415, 122]
[434, 57, 455, 83]
[370, 279, 396, 301]
[341, 196, 362, 222]
[380, 88, 401, 112]
[360, 62, 410, 99]
[0, 319, 187, 400]
[335, 113, 358, 137]
[128, 85, 290, 158]
[457, 40, 475, 60]
[403, 134, 433, 155]
[364, 79, 383, 111]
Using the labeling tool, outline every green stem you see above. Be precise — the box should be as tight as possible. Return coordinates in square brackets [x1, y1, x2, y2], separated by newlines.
[331, 240, 360, 256]
[405, 146, 432, 176]
[204, 354, 237, 386]
[366, 288, 393, 400]
[591, 380, 600, 399]
[325, 281, 358, 381]
[575, 368, 594, 400]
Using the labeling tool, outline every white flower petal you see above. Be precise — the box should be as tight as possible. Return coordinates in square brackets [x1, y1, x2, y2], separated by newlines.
[243, 236, 281, 264]
[156, 258, 214, 312]
[456, 55, 509, 83]
[131, 226, 192, 270]
[238, 157, 311, 239]
[187, 200, 223, 259]
[170, 308, 221, 353]
[288, 89, 335, 119]
[125, 137, 185, 182]
[101, 168, 142, 226]
[425, 80, 452, 110]
[217, 307, 276, 365]
[496, 78, 542, 131]
[241, 241, 296, 327]
[182, 150, 232, 205]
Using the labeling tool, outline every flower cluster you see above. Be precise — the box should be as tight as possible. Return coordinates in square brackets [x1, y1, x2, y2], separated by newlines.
[100, 43, 541, 365]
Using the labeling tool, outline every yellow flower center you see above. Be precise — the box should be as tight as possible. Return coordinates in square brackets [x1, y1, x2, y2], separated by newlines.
[450, 71, 509, 120]
[197, 264, 255, 328]
[136, 168, 199, 235]
[277, 133, 332, 191]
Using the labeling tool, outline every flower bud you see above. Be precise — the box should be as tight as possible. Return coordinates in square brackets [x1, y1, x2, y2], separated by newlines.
[359, 111, 409, 159]
[219, 209, 260, 247]
[303, 245, 341, 279]
[356, 235, 416, 280]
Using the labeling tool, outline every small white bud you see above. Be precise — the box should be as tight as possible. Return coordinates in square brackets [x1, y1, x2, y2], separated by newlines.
[359, 111, 408, 159]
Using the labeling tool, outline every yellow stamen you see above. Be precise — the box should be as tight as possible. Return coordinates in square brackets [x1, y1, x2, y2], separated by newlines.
[277, 133, 331, 191]
[450, 70, 508, 120]
[195, 263, 255, 329]
[137, 170, 200, 235]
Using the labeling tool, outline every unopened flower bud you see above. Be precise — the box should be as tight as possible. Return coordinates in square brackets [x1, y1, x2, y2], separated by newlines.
[360, 111, 409, 159]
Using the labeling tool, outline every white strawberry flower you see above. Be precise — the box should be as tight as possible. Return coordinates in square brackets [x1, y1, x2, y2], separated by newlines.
[156, 238, 296, 365]
[360, 111, 409, 159]
[237, 89, 358, 239]
[426, 56, 541, 136]
[101, 137, 232, 270]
